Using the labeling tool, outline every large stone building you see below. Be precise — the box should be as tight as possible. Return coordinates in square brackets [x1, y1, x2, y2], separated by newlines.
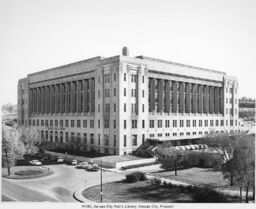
[18, 47, 239, 155]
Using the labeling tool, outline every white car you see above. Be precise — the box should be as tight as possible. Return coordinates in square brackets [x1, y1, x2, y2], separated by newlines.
[76, 162, 89, 169]
[57, 157, 64, 163]
[72, 160, 78, 165]
[30, 160, 42, 166]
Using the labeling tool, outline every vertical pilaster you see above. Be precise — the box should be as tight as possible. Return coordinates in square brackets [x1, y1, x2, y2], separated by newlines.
[29, 89, 33, 114]
[165, 80, 170, 113]
[157, 79, 163, 112]
[209, 86, 214, 114]
[83, 80, 88, 112]
[199, 84, 203, 113]
[185, 83, 191, 113]
[214, 87, 219, 113]
[150, 78, 155, 112]
[203, 85, 209, 113]
[179, 82, 185, 113]
[192, 84, 197, 113]
[71, 81, 75, 113]
[172, 81, 178, 113]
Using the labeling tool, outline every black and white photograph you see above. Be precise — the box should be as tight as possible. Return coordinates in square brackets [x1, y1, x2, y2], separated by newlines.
[0, 0, 255, 208]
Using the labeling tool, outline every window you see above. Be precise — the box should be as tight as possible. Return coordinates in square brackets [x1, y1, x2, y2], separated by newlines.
[180, 133, 184, 136]
[90, 134, 94, 144]
[60, 120, 63, 127]
[229, 98, 232, 104]
[150, 120, 154, 128]
[124, 73, 126, 81]
[124, 88, 126, 96]
[104, 89, 110, 97]
[77, 120, 81, 128]
[210, 120, 214, 126]
[142, 76, 144, 83]
[124, 135, 127, 147]
[114, 135, 117, 147]
[142, 104, 145, 112]
[98, 134, 101, 145]
[98, 104, 100, 112]
[37, 120, 39, 126]
[173, 133, 177, 136]
[104, 74, 110, 83]
[142, 90, 145, 97]
[114, 73, 116, 81]
[114, 88, 116, 96]
[83, 120, 87, 128]
[104, 120, 109, 128]
[132, 120, 137, 128]
[124, 103, 126, 112]
[221, 120, 224, 126]
[114, 120, 116, 129]
[142, 134, 145, 144]
[65, 120, 69, 127]
[165, 120, 170, 128]
[98, 76, 100, 83]
[193, 132, 196, 135]
[131, 74, 137, 82]
[230, 120, 233, 126]
[186, 120, 190, 127]
[173, 120, 177, 127]
[204, 120, 208, 127]
[114, 103, 116, 112]
[90, 120, 94, 128]
[105, 104, 110, 112]
[186, 132, 190, 136]
[45, 120, 48, 126]
[180, 120, 184, 127]
[83, 133, 87, 144]
[158, 133, 162, 137]
[124, 120, 127, 129]
[132, 135, 137, 146]
[199, 120, 202, 127]
[131, 89, 136, 97]
[150, 134, 154, 137]
[158, 120, 162, 128]
[142, 120, 145, 128]
[71, 120, 74, 127]
[216, 120, 219, 126]
[98, 120, 100, 128]
[98, 90, 100, 98]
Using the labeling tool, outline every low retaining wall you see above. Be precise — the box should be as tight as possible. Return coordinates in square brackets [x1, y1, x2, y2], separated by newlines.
[44, 151, 156, 169]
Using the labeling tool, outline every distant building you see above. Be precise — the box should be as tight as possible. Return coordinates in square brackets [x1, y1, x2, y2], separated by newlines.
[17, 47, 239, 155]
[239, 97, 255, 112]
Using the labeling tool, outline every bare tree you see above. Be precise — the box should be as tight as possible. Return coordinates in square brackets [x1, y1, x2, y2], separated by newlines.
[2, 126, 25, 176]
[18, 126, 42, 164]
[2, 103, 16, 114]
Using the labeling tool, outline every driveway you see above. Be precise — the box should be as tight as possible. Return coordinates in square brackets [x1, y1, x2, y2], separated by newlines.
[2, 164, 125, 202]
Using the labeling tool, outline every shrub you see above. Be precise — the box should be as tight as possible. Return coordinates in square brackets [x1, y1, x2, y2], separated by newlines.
[151, 178, 161, 185]
[193, 186, 228, 202]
[168, 182, 173, 188]
[163, 181, 168, 187]
[186, 185, 195, 192]
[125, 172, 147, 183]
[178, 184, 186, 192]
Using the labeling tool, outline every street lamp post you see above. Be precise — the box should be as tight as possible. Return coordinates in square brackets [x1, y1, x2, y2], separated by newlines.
[100, 161, 103, 203]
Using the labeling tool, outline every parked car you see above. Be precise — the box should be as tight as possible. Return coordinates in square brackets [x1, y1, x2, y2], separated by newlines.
[86, 163, 99, 171]
[29, 160, 42, 166]
[57, 157, 64, 163]
[76, 162, 89, 169]
[72, 159, 78, 165]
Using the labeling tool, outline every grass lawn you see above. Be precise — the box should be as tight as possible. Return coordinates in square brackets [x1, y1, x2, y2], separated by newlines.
[83, 180, 194, 203]
[152, 167, 250, 191]
[2, 166, 53, 180]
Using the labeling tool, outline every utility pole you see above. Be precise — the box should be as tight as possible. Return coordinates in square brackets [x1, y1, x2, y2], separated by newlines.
[100, 161, 103, 202]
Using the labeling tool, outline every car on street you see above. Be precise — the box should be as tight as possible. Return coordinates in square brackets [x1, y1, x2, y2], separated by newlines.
[86, 163, 99, 171]
[29, 160, 42, 166]
[76, 162, 89, 169]
[72, 159, 78, 165]
[57, 157, 64, 163]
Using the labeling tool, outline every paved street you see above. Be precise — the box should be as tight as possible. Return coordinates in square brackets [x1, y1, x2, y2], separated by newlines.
[2, 164, 125, 202]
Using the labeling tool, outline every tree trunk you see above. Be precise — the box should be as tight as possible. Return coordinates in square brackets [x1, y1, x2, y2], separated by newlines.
[7, 167, 11, 176]
[253, 185, 255, 201]
[246, 183, 249, 203]
[240, 186, 243, 202]
[230, 175, 233, 186]
[174, 160, 177, 176]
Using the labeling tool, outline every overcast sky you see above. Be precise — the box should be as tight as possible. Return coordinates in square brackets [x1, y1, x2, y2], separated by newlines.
[1, 0, 256, 105]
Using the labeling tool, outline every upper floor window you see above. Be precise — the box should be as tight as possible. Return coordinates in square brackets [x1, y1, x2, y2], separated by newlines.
[131, 74, 137, 82]
[142, 76, 145, 83]
[104, 74, 110, 83]
[124, 73, 126, 81]
[114, 73, 116, 81]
